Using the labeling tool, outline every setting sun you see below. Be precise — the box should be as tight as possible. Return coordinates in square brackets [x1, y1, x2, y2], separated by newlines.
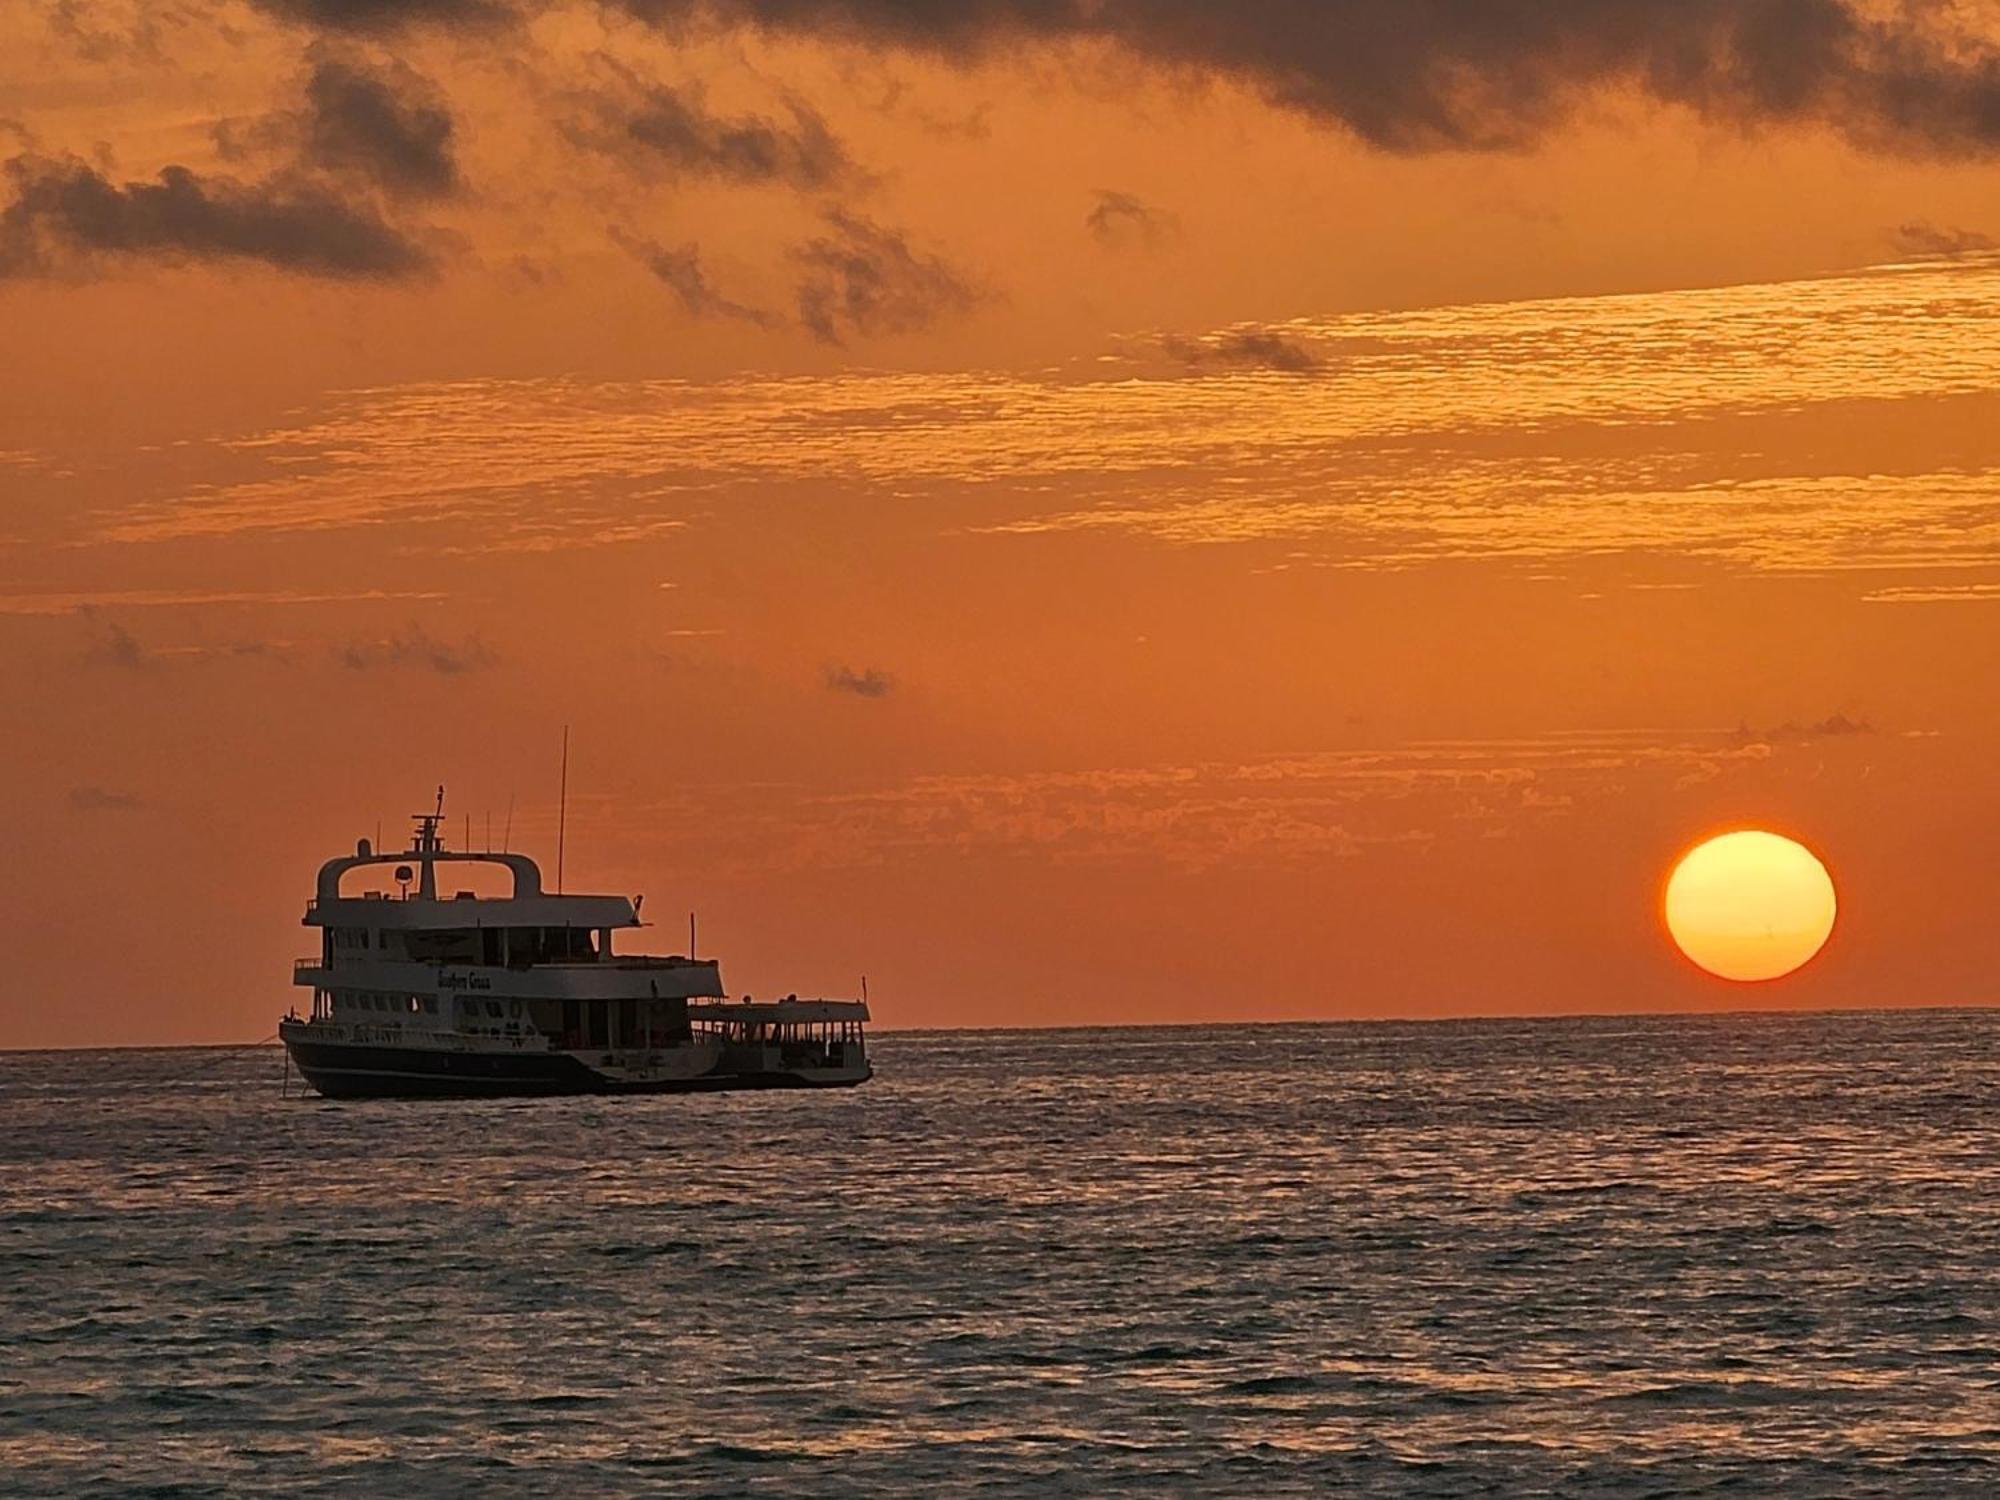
[1664, 831, 1838, 983]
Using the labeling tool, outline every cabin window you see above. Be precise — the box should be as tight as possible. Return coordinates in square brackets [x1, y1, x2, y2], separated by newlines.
[485, 1001, 504, 1019]
[547, 927, 596, 962]
[481, 928, 502, 966]
[403, 929, 481, 964]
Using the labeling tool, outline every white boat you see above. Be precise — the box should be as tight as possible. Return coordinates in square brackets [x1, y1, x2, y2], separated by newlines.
[277, 794, 872, 1098]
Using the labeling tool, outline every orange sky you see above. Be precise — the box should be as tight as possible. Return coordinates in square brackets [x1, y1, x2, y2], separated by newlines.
[3, 0, 1999, 1046]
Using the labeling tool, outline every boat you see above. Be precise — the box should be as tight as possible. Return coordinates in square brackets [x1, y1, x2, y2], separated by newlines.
[278, 792, 872, 1098]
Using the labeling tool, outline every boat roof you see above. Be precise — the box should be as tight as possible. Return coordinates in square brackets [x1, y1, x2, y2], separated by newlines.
[308, 802, 640, 930]
[689, 999, 871, 1022]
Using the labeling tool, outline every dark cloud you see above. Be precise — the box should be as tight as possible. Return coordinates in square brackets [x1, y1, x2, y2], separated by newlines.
[0, 154, 435, 280]
[1890, 220, 1996, 256]
[303, 55, 461, 199]
[1086, 188, 1174, 249]
[611, 227, 776, 323]
[826, 663, 894, 697]
[1158, 328, 1323, 375]
[247, 0, 516, 33]
[591, 80, 856, 189]
[68, 785, 144, 812]
[619, 1, 2000, 157]
[337, 625, 496, 673]
[791, 209, 977, 344]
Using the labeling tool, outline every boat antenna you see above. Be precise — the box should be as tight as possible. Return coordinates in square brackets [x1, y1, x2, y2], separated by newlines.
[503, 792, 514, 854]
[556, 724, 569, 895]
[862, 974, 869, 1003]
[689, 910, 696, 959]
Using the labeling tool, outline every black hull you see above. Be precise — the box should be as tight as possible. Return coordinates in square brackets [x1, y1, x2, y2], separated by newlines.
[283, 1037, 870, 1100]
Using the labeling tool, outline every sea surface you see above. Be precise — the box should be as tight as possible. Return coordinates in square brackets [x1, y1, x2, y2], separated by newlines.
[4, 1012, 2000, 1496]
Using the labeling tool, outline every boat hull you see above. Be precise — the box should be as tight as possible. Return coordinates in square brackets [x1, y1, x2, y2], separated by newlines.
[281, 1031, 870, 1099]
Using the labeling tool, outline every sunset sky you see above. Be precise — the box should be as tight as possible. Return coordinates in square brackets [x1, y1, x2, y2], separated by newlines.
[5, 0, 1999, 1046]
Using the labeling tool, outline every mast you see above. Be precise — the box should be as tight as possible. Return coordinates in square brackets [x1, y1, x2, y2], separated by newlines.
[556, 725, 569, 895]
[414, 784, 445, 900]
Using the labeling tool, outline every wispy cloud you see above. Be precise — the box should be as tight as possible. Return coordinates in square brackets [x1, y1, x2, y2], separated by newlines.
[826, 664, 894, 698]
[792, 210, 978, 345]
[610, 228, 775, 324]
[595, 729, 1883, 876]
[79, 614, 148, 670]
[1889, 221, 1997, 257]
[1728, 713, 1873, 744]
[337, 623, 496, 674]
[0, 587, 445, 616]
[579, 77, 856, 191]
[68, 785, 144, 812]
[1086, 188, 1175, 250]
[1156, 327, 1323, 374]
[1863, 582, 2000, 603]
[80, 256, 2000, 581]
[247, 0, 515, 34]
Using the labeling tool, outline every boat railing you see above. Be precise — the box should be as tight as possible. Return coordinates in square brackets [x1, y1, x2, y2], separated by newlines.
[286, 1019, 551, 1051]
[598, 955, 717, 970]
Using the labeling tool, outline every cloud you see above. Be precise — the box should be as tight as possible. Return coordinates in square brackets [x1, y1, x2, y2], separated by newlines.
[43, 2, 174, 64]
[791, 209, 977, 344]
[68, 785, 144, 812]
[621, 1, 2000, 158]
[610, 227, 775, 323]
[247, 0, 516, 33]
[302, 55, 461, 199]
[0, 154, 435, 280]
[610, 731, 1846, 877]
[825, 663, 894, 697]
[586, 79, 856, 190]
[1086, 188, 1175, 249]
[1863, 583, 2000, 603]
[1730, 713, 1874, 743]
[0, 587, 447, 615]
[337, 624, 496, 673]
[1890, 220, 1996, 256]
[1157, 327, 1323, 374]
[79, 614, 148, 670]
[95, 256, 2000, 572]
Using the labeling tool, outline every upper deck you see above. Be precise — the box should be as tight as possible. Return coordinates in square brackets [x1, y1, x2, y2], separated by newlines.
[307, 798, 639, 932]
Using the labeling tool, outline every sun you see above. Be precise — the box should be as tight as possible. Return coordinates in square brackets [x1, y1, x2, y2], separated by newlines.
[1664, 830, 1837, 982]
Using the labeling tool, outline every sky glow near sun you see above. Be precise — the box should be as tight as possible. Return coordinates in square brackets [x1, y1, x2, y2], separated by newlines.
[2, 0, 1999, 1044]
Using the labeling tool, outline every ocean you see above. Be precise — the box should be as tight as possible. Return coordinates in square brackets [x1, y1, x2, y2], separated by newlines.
[3, 1011, 1998, 1496]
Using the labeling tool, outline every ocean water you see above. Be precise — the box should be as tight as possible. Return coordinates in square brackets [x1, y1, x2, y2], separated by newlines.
[4, 1012, 2000, 1497]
